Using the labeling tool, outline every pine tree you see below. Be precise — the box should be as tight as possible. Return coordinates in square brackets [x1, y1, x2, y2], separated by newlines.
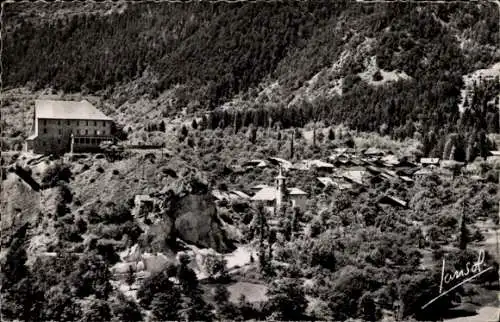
[328, 127, 335, 140]
[313, 125, 317, 147]
[458, 211, 468, 250]
[126, 265, 135, 286]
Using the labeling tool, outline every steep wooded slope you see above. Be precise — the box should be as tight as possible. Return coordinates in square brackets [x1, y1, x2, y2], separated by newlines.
[2, 1, 499, 156]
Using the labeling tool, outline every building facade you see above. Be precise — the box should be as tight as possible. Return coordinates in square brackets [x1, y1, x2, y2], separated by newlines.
[26, 100, 114, 154]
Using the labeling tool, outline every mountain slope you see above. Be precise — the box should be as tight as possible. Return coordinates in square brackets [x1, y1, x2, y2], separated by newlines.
[2, 1, 499, 156]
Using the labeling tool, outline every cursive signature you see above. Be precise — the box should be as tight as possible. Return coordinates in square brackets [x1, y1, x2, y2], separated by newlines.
[421, 249, 493, 309]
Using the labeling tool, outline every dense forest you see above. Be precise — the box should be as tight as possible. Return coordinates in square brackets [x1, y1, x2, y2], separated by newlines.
[3, 1, 500, 155]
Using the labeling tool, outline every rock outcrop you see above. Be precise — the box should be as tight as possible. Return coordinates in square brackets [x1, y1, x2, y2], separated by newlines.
[137, 174, 235, 254]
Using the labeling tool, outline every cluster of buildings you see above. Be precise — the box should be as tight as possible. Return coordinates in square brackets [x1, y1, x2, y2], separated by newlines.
[26, 99, 114, 155]
[214, 146, 497, 214]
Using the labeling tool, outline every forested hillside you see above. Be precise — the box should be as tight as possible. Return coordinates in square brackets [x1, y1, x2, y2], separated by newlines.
[2, 1, 500, 156]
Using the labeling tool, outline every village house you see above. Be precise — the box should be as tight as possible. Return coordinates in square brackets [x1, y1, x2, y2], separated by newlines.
[419, 157, 440, 167]
[26, 99, 114, 154]
[251, 168, 308, 212]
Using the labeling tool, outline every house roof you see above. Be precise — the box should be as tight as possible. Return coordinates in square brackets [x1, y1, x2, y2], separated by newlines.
[440, 160, 465, 167]
[251, 184, 271, 190]
[229, 190, 251, 199]
[490, 151, 500, 156]
[414, 168, 433, 176]
[343, 170, 367, 185]
[317, 177, 335, 187]
[243, 159, 268, 167]
[26, 134, 38, 140]
[420, 158, 440, 165]
[381, 154, 400, 166]
[400, 176, 414, 183]
[268, 157, 293, 169]
[288, 187, 307, 195]
[35, 99, 112, 121]
[211, 190, 230, 201]
[308, 160, 334, 169]
[364, 147, 385, 156]
[380, 195, 408, 207]
[251, 187, 277, 201]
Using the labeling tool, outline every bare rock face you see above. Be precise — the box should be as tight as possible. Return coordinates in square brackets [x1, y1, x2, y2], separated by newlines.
[140, 174, 234, 254]
[173, 193, 232, 252]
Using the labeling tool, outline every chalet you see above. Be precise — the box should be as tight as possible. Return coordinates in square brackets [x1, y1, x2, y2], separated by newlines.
[486, 151, 500, 163]
[229, 190, 251, 200]
[242, 159, 268, 168]
[419, 158, 440, 167]
[251, 184, 271, 191]
[268, 157, 293, 171]
[363, 147, 385, 157]
[26, 99, 114, 154]
[379, 195, 408, 208]
[414, 168, 433, 179]
[400, 176, 414, 183]
[317, 177, 335, 188]
[288, 188, 308, 209]
[298, 159, 335, 172]
[440, 160, 465, 170]
[343, 169, 369, 186]
[381, 154, 400, 167]
[211, 190, 231, 201]
[251, 187, 277, 207]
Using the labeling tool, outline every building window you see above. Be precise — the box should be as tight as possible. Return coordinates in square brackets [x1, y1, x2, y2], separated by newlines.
[58, 129, 62, 135]
[43, 128, 47, 134]
[86, 121, 89, 126]
[67, 120, 70, 125]
[77, 121, 80, 126]
[94, 121, 97, 126]
[85, 129, 88, 135]
[58, 120, 61, 125]
[43, 120, 47, 125]
[57, 139, 61, 144]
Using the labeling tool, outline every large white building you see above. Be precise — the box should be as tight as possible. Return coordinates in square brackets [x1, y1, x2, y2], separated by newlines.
[26, 99, 114, 154]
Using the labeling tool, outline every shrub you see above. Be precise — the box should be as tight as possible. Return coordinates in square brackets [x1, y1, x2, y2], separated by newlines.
[372, 70, 383, 81]
[41, 162, 72, 187]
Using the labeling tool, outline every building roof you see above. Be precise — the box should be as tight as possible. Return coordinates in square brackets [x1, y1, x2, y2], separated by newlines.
[380, 195, 408, 208]
[489, 150, 500, 156]
[35, 99, 112, 121]
[251, 184, 271, 190]
[400, 176, 414, 183]
[364, 147, 385, 156]
[229, 190, 251, 200]
[414, 168, 433, 176]
[308, 160, 334, 169]
[343, 170, 367, 185]
[381, 154, 400, 166]
[420, 158, 440, 165]
[243, 159, 268, 168]
[251, 187, 278, 201]
[26, 134, 38, 140]
[268, 157, 293, 170]
[317, 177, 335, 187]
[288, 187, 307, 195]
[211, 190, 230, 201]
